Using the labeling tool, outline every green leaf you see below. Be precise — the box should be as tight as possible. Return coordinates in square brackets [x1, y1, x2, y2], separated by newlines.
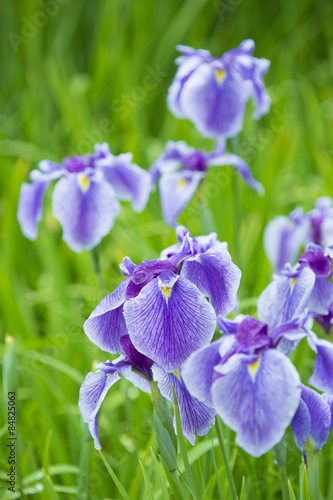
[43, 470, 62, 500]
[288, 480, 297, 500]
[98, 451, 131, 500]
[160, 457, 185, 500]
[151, 380, 177, 472]
[215, 417, 238, 500]
[150, 448, 170, 500]
[301, 464, 311, 500]
[240, 476, 245, 500]
[139, 460, 155, 500]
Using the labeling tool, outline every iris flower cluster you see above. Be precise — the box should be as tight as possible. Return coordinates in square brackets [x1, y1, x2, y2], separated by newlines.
[18, 39, 270, 247]
[79, 226, 241, 447]
[80, 224, 333, 460]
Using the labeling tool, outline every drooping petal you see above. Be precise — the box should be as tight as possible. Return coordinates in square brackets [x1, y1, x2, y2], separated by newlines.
[84, 279, 129, 353]
[101, 159, 151, 212]
[52, 173, 120, 252]
[152, 365, 215, 445]
[17, 168, 64, 240]
[181, 246, 241, 316]
[179, 63, 252, 139]
[118, 364, 151, 393]
[212, 349, 301, 457]
[308, 278, 333, 316]
[307, 331, 333, 393]
[17, 180, 50, 240]
[123, 274, 216, 372]
[208, 153, 263, 193]
[181, 340, 222, 408]
[78, 368, 121, 450]
[159, 170, 205, 226]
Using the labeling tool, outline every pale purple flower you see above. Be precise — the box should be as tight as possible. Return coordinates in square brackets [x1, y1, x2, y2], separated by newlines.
[17, 143, 151, 252]
[167, 40, 271, 139]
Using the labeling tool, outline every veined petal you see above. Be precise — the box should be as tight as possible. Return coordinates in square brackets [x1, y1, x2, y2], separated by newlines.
[84, 279, 129, 353]
[180, 63, 252, 139]
[101, 161, 151, 213]
[211, 349, 301, 457]
[79, 368, 121, 450]
[291, 398, 311, 452]
[159, 170, 205, 226]
[308, 331, 333, 393]
[123, 275, 216, 372]
[152, 365, 215, 445]
[208, 153, 263, 193]
[308, 278, 333, 316]
[52, 173, 120, 252]
[181, 340, 222, 407]
[292, 385, 331, 452]
[257, 267, 315, 329]
[181, 246, 241, 316]
[263, 215, 310, 273]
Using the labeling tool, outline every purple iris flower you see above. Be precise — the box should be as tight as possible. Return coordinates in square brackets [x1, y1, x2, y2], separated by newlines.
[17, 143, 151, 252]
[264, 197, 333, 273]
[291, 385, 333, 461]
[84, 227, 240, 372]
[167, 40, 271, 139]
[79, 336, 215, 448]
[150, 140, 263, 226]
[257, 255, 333, 393]
[182, 315, 302, 457]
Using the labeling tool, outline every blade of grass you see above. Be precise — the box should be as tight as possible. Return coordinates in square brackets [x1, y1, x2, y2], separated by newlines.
[139, 460, 155, 500]
[98, 450, 131, 500]
[42, 470, 62, 500]
[215, 416, 238, 500]
[160, 458, 185, 500]
[212, 441, 225, 500]
[301, 464, 310, 500]
[288, 480, 297, 500]
[240, 476, 245, 500]
[150, 448, 170, 500]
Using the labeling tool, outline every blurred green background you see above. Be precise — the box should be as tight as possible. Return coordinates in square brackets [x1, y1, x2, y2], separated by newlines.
[1, 0, 333, 498]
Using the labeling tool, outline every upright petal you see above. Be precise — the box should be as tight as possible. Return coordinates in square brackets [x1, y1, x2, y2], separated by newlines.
[181, 246, 241, 316]
[292, 385, 331, 452]
[152, 365, 215, 445]
[263, 215, 309, 273]
[123, 274, 216, 372]
[84, 279, 129, 353]
[159, 170, 205, 226]
[257, 267, 315, 329]
[212, 349, 301, 457]
[52, 173, 120, 252]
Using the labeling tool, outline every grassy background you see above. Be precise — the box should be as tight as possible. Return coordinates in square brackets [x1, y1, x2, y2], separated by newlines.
[1, 0, 333, 498]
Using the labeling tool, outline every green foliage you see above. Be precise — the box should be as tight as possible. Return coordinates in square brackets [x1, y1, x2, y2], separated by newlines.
[1, 0, 333, 498]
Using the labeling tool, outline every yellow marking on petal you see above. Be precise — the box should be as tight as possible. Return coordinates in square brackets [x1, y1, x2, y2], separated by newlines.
[248, 357, 261, 382]
[178, 178, 188, 189]
[173, 370, 181, 381]
[291, 277, 297, 291]
[160, 286, 172, 304]
[215, 69, 226, 85]
[77, 173, 91, 193]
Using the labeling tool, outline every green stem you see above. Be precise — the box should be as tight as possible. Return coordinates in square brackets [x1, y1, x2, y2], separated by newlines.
[215, 416, 238, 500]
[230, 136, 241, 266]
[89, 248, 105, 292]
[272, 437, 288, 500]
[278, 465, 289, 500]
